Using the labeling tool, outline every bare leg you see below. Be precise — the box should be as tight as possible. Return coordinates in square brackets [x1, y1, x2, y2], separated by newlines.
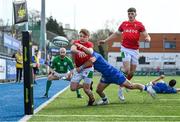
[83, 82, 95, 105]
[118, 61, 131, 100]
[121, 79, 156, 98]
[96, 82, 110, 105]
[96, 82, 109, 98]
[70, 82, 83, 91]
[121, 80, 144, 90]
[127, 64, 137, 80]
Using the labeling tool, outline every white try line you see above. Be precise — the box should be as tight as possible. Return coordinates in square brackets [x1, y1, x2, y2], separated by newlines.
[33, 114, 180, 118]
[19, 85, 69, 122]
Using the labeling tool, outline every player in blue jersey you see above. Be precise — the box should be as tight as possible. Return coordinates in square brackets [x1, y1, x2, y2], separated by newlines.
[148, 75, 180, 94]
[74, 43, 156, 105]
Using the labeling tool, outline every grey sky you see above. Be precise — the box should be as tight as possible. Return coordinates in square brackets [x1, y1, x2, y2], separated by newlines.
[0, 0, 180, 33]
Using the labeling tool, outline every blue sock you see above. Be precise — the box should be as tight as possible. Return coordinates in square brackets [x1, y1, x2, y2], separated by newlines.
[144, 85, 147, 91]
[102, 97, 107, 101]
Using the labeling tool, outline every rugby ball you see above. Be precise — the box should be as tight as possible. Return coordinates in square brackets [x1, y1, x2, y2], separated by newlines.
[52, 36, 69, 47]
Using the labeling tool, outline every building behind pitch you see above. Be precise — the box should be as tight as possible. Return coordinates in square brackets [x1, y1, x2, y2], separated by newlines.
[107, 33, 180, 75]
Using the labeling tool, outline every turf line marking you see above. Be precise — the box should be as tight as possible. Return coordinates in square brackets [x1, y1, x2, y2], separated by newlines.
[34, 114, 180, 118]
[19, 85, 69, 122]
[159, 99, 180, 101]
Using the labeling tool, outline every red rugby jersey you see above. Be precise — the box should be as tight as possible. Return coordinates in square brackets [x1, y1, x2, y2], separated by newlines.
[118, 20, 145, 50]
[73, 40, 94, 67]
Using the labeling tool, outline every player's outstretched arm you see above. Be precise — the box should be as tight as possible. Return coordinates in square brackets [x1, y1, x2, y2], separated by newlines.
[71, 45, 81, 54]
[98, 31, 121, 44]
[142, 31, 151, 42]
[71, 44, 87, 58]
[74, 43, 93, 55]
[151, 75, 165, 85]
[48, 66, 57, 74]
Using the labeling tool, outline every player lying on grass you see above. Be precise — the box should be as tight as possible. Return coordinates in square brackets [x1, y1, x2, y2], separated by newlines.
[74, 43, 156, 105]
[148, 75, 180, 94]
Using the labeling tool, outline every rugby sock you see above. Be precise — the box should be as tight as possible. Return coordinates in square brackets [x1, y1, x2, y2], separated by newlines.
[143, 85, 147, 91]
[76, 89, 81, 95]
[45, 80, 52, 95]
[118, 88, 124, 95]
[127, 74, 133, 80]
[102, 96, 107, 101]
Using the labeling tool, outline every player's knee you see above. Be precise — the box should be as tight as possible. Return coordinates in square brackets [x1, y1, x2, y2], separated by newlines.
[70, 85, 78, 91]
[66, 76, 71, 81]
[48, 75, 53, 80]
[70, 87, 77, 91]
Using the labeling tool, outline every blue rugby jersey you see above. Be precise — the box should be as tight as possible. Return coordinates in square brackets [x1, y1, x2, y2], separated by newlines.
[152, 81, 177, 93]
[92, 52, 126, 85]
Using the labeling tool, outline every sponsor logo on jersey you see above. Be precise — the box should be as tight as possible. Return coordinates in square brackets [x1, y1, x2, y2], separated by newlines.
[124, 29, 138, 33]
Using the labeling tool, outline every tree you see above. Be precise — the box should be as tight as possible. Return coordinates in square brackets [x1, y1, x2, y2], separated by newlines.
[28, 10, 41, 45]
[90, 29, 112, 59]
[90, 19, 119, 58]
[46, 16, 66, 37]
[29, 9, 40, 29]
[104, 19, 119, 32]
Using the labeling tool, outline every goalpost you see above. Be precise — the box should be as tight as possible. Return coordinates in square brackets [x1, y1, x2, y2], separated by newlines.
[13, 0, 34, 115]
[22, 31, 34, 115]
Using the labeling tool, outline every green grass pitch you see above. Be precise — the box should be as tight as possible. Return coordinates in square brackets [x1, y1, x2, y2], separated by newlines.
[29, 76, 180, 121]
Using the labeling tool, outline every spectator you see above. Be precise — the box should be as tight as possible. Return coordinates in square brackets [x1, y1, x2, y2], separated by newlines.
[32, 49, 40, 84]
[15, 48, 23, 83]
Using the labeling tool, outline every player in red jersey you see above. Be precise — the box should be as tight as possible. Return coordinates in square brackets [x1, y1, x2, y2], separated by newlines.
[70, 29, 95, 106]
[98, 7, 151, 101]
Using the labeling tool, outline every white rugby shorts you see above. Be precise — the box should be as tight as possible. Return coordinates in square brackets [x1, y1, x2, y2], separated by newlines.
[120, 46, 139, 65]
[71, 67, 94, 84]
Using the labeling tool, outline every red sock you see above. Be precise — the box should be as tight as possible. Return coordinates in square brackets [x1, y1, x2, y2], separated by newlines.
[127, 74, 133, 80]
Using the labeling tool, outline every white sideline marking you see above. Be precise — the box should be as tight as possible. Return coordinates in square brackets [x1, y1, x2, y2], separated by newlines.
[19, 85, 69, 122]
[34, 114, 180, 118]
[159, 99, 180, 101]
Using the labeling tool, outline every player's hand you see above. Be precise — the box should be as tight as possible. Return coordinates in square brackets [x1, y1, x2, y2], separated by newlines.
[74, 43, 83, 49]
[144, 36, 151, 42]
[78, 52, 87, 58]
[52, 70, 56, 75]
[97, 40, 105, 45]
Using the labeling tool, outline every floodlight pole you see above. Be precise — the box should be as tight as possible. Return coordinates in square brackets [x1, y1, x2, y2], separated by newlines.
[25, 22, 28, 31]
[40, 0, 47, 59]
